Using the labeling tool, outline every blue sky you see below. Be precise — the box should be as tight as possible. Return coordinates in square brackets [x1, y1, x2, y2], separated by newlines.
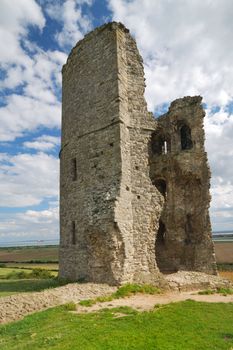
[0, 0, 233, 244]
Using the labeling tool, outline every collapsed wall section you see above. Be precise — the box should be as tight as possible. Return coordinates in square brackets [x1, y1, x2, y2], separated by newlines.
[115, 26, 164, 283]
[149, 96, 217, 274]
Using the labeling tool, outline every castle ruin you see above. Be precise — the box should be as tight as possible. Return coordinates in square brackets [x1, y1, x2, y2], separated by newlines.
[59, 22, 217, 285]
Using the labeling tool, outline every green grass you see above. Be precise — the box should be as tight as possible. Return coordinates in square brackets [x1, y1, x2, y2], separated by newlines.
[5, 268, 55, 280]
[79, 283, 161, 307]
[79, 299, 96, 307]
[0, 266, 59, 297]
[0, 279, 62, 297]
[0, 266, 61, 297]
[0, 268, 32, 278]
[198, 289, 215, 295]
[217, 288, 233, 296]
[0, 301, 233, 349]
[198, 287, 233, 296]
[62, 302, 77, 311]
[113, 283, 161, 297]
[5, 263, 58, 271]
[217, 263, 233, 271]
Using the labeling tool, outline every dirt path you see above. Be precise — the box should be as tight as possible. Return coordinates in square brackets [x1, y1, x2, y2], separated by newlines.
[77, 291, 233, 314]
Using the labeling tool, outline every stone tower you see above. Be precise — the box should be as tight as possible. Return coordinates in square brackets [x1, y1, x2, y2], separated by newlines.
[59, 22, 216, 285]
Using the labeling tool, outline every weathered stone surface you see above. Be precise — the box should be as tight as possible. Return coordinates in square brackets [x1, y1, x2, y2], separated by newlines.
[59, 22, 217, 285]
[165, 271, 231, 291]
[0, 283, 117, 324]
[150, 96, 217, 275]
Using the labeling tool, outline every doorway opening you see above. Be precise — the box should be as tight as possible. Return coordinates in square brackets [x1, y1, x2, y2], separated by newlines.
[155, 220, 167, 272]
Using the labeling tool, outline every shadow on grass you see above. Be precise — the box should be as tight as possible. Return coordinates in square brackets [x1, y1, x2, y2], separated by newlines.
[0, 279, 61, 296]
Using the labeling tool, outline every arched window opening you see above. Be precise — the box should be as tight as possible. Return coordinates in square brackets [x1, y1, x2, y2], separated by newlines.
[180, 125, 193, 150]
[153, 179, 167, 197]
[151, 132, 171, 155]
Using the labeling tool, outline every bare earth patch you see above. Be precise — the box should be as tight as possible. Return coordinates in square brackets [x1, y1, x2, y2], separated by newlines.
[0, 271, 232, 324]
[76, 291, 233, 314]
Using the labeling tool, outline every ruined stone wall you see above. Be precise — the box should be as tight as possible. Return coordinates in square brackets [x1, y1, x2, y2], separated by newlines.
[150, 96, 217, 274]
[116, 26, 163, 283]
[60, 24, 124, 284]
[59, 22, 217, 285]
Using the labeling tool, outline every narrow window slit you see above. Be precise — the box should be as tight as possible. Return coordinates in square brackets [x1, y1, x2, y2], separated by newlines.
[71, 158, 77, 181]
[72, 221, 76, 245]
[162, 141, 168, 154]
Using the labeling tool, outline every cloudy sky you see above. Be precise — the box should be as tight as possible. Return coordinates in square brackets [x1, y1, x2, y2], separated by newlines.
[0, 0, 232, 245]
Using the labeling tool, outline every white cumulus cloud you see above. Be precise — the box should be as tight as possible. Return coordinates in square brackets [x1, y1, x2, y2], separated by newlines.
[24, 135, 60, 151]
[108, 0, 233, 230]
[109, 0, 233, 110]
[0, 0, 45, 66]
[44, 0, 93, 48]
[0, 205, 59, 244]
[0, 2, 68, 142]
[0, 152, 59, 207]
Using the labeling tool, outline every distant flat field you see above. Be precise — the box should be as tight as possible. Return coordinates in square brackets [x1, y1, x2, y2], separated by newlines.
[219, 271, 233, 282]
[0, 246, 58, 262]
[5, 263, 58, 271]
[0, 243, 232, 265]
[214, 242, 233, 263]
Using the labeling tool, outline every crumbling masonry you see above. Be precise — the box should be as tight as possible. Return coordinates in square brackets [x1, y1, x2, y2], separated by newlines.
[59, 22, 217, 285]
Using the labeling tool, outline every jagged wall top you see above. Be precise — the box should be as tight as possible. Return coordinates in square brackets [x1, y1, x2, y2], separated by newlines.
[62, 22, 130, 73]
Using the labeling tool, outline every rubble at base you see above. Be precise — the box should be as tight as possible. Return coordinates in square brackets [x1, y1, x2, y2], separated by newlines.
[165, 271, 233, 291]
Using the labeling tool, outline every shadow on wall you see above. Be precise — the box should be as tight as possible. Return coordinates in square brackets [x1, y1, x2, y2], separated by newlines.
[149, 118, 198, 274]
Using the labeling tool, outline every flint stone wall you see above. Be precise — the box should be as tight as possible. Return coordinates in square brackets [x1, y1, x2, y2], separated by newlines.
[59, 22, 217, 285]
